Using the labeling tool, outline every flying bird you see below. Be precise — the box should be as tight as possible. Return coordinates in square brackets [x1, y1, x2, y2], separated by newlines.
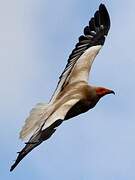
[10, 4, 114, 171]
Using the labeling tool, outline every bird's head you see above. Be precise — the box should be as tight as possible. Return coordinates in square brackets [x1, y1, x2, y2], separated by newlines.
[95, 87, 115, 98]
[87, 86, 115, 108]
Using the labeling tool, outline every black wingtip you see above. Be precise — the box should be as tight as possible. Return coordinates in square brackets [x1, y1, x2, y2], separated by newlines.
[10, 164, 16, 172]
[99, 3, 108, 12]
[10, 155, 20, 172]
[99, 4, 110, 15]
[99, 3, 110, 34]
[10, 167, 14, 172]
[99, 3, 106, 8]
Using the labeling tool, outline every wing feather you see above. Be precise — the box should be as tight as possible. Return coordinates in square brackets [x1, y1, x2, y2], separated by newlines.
[50, 4, 110, 103]
[20, 103, 49, 140]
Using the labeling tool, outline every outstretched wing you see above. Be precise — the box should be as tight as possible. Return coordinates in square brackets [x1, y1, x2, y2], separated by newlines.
[50, 4, 110, 103]
[10, 98, 80, 171]
[10, 119, 63, 172]
[19, 103, 50, 140]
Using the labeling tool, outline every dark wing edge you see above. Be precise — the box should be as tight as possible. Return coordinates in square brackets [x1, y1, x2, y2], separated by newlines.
[10, 120, 63, 172]
[50, 4, 110, 103]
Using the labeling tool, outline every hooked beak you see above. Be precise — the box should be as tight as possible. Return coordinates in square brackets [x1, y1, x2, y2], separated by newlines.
[107, 90, 115, 95]
[96, 87, 115, 97]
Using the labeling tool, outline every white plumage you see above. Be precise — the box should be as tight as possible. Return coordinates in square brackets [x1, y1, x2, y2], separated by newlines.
[20, 103, 48, 140]
[10, 4, 112, 172]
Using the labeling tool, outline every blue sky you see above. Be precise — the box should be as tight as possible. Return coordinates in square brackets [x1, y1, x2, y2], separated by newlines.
[0, 0, 135, 179]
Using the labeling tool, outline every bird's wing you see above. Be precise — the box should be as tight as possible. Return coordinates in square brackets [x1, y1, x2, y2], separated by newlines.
[10, 119, 63, 172]
[19, 103, 50, 140]
[41, 98, 80, 130]
[50, 4, 110, 103]
[20, 95, 81, 140]
[10, 98, 80, 171]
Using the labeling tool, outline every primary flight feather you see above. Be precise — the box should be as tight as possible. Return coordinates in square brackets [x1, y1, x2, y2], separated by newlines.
[10, 4, 114, 171]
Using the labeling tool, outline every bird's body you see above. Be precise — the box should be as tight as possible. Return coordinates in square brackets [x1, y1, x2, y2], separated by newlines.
[10, 4, 114, 171]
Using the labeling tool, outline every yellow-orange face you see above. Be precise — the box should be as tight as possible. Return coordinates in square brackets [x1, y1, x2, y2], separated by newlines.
[96, 87, 115, 97]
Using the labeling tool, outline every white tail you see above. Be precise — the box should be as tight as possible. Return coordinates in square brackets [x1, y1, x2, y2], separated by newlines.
[19, 103, 49, 140]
